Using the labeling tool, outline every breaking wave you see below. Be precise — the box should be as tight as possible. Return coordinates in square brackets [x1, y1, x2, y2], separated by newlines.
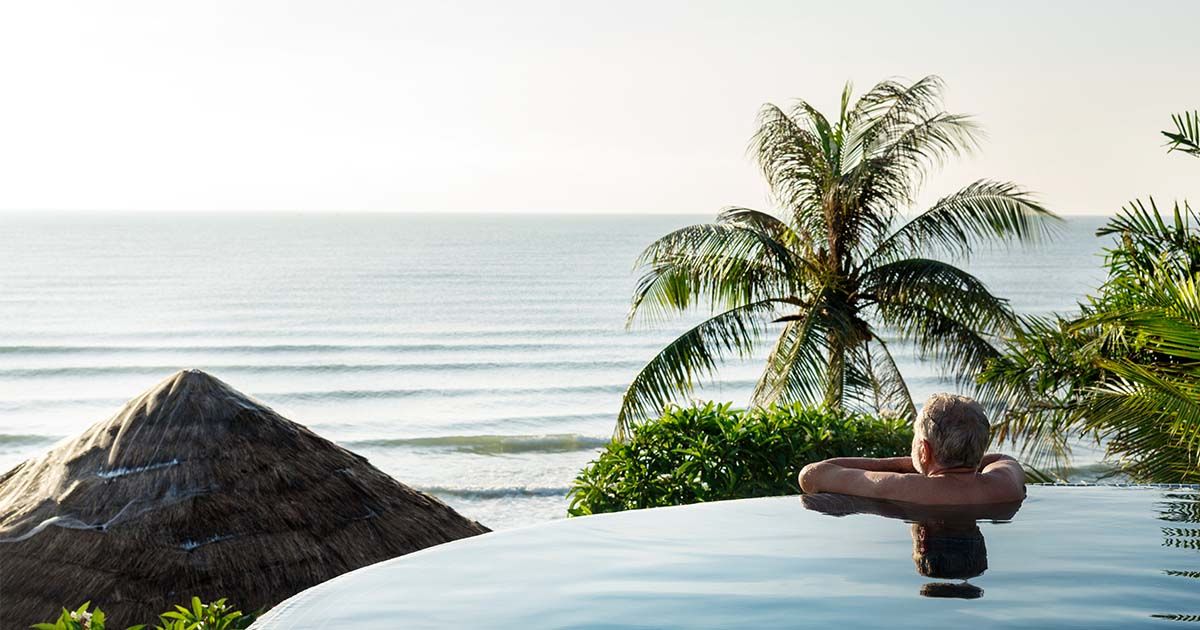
[344, 433, 611, 455]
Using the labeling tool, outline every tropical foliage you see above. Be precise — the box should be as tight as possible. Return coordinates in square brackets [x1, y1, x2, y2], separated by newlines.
[617, 75, 1058, 438]
[33, 603, 108, 630]
[568, 402, 912, 515]
[1164, 111, 1200, 157]
[981, 112, 1200, 482]
[32, 598, 253, 630]
[148, 598, 252, 630]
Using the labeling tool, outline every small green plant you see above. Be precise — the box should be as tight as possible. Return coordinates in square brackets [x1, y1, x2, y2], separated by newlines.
[32, 602, 107, 630]
[568, 401, 913, 516]
[32, 598, 253, 630]
[152, 598, 252, 630]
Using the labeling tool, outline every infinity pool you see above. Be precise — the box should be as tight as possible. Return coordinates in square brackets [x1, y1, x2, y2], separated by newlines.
[253, 486, 1200, 628]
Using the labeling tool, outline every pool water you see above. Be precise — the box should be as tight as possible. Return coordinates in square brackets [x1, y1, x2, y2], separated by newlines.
[253, 486, 1200, 629]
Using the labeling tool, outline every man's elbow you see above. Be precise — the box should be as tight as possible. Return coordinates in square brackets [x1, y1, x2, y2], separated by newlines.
[798, 462, 828, 493]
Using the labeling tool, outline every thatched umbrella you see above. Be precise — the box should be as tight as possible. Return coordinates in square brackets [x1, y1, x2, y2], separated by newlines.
[0, 369, 489, 629]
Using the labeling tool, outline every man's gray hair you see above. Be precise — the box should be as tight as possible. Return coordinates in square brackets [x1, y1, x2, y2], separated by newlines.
[916, 393, 991, 469]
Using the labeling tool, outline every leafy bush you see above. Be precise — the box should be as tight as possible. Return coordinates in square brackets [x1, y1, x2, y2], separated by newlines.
[568, 402, 913, 516]
[32, 598, 253, 630]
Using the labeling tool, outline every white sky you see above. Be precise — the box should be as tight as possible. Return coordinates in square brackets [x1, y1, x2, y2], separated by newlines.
[0, 0, 1197, 214]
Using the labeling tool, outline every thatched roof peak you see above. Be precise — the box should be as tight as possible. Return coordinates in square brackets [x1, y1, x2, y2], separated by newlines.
[0, 369, 488, 629]
[153, 368, 248, 402]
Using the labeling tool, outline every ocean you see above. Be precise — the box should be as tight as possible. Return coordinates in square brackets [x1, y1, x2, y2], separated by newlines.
[0, 212, 1109, 529]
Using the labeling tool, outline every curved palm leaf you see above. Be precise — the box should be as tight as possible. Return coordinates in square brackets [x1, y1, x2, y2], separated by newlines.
[845, 335, 917, 420]
[716, 206, 805, 250]
[867, 180, 1059, 265]
[871, 298, 1001, 379]
[751, 103, 832, 237]
[1085, 358, 1200, 481]
[861, 257, 1017, 336]
[616, 299, 781, 439]
[1164, 111, 1200, 157]
[1098, 198, 1200, 278]
[628, 223, 803, 325]
[750, 302, 830, 408]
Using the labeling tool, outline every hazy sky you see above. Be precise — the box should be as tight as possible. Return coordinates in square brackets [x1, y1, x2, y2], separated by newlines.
[1, 0, 1197, 214]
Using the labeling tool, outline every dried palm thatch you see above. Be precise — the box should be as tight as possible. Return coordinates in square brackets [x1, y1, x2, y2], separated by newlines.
[0, 369, 489, 629]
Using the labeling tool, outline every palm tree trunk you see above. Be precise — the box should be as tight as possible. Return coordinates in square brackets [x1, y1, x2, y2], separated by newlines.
[824, 338, 845, 410]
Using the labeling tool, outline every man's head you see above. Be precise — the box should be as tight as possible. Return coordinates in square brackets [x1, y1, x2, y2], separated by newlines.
[910, 393, 990, 474]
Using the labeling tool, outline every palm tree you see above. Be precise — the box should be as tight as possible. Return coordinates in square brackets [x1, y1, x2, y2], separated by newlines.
[983, 201, 1200, 473]
[983, 120, 1200, 482]
[1078, 269, 1200, 482]
[616, 76, 1059, 439]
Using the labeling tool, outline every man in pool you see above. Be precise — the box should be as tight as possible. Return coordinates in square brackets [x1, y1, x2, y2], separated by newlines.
[798, 393, 1025, 505]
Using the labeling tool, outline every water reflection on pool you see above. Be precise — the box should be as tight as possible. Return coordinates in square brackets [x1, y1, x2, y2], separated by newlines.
[254, 486, 1200, 629]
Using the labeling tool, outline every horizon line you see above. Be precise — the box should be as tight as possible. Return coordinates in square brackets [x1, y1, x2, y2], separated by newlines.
[0, 208, 1119, 217]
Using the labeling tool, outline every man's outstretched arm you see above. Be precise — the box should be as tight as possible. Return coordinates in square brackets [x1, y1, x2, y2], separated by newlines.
[818, 457, 916, 473]
[798, 460, 908, 498]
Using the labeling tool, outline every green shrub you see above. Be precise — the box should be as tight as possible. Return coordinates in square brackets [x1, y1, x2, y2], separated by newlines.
[33, 602, 107, 630]
[32, 598, 253, 630]
[151, 598, 252, 630]
[568, 402, 913, 516]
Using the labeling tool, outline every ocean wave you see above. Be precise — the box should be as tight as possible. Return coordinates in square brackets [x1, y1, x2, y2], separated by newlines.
[278, 377, 762, 402]
[419, 485, 572, 499]
[0, 434, 59, 447]
[0, 378, 763, 411]
[344, 433, 611, 455]
[0, 340, 659, 355]
[0, 325, 676, 344]
[267, 382, 635, 402]
[0, 397, 128, 413]
[0, 358, 645, 378]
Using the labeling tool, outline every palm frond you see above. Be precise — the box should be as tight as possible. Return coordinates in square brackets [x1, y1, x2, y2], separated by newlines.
[715, 206, 805, 250]
[1164, 111, 1200, 157]
[979, 314, 1097, 470]
[854, 335, 917, 420]
[616, 300, 781, 438]
[627, 222, 803, 326]
[1085, 358, 1200, 482]
[836, 77, 983, 258]
[871, 299, 1001, 382]
[849, 112, 981, 208]
[848, 76, 948, 145]
[861, 257, 1017, 337]
[750, 103, 832, 236]
[867, 180, 1060, 264]
[750, 304, 830, 408]
[1097, 198, 1200, 278]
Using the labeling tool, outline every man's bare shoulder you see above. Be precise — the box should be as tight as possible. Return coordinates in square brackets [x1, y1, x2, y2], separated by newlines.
[898, 464, 1025, 505]
[852, 465, 1025, 505]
